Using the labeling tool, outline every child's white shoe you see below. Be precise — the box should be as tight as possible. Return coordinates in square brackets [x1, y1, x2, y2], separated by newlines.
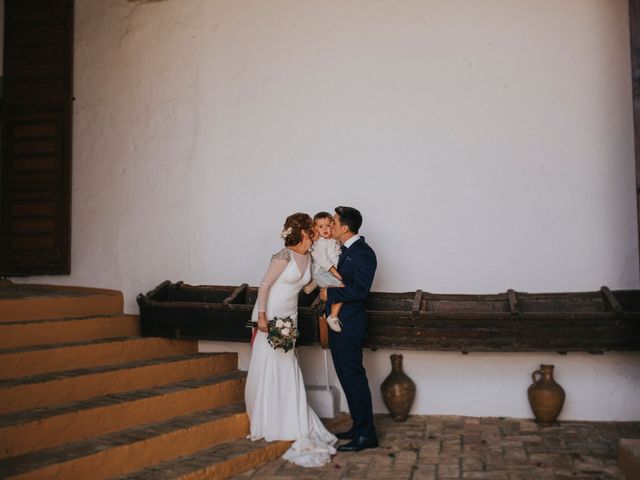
[326, 316, 342, 333]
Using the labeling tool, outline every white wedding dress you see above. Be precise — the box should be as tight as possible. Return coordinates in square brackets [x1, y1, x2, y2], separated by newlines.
[245, 248, 337, 467]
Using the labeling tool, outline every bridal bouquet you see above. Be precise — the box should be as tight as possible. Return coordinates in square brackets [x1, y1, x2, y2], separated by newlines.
[267, 316, 298, 353]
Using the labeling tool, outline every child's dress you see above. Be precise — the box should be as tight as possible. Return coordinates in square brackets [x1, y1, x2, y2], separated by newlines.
[310, 237, 342, 287]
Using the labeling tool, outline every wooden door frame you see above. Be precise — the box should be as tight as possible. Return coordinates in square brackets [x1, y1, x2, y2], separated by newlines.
[631, 0, 640, 278]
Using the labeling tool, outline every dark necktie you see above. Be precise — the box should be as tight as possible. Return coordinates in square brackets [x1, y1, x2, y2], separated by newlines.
[338, 244, 347, 263]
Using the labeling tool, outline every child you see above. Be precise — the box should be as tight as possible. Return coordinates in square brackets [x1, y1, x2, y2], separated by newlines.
[305, 211, 344, 332]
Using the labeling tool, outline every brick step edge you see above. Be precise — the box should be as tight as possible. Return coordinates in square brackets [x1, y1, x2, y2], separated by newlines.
[0, 285, 123, 323]
[0, 370, 247, 428]
[0, 402, 248, 479]
[0, 335, 197, 355]
[0, 352, 231, 388]
[0, 313, 136, 326]
[114, 437, 292, 480]
[0, 336, 198, 380]
[0, 371, 247, 458]
[0, 352, 238, 415]
[115, 415, 351, 480]
[0, 315, 140, 349]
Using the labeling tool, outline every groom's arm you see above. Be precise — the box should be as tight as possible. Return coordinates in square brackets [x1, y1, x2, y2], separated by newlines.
[326, 249, 376, 304]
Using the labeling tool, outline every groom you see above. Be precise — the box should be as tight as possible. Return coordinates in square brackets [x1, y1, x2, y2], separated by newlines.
[319, 206, 378, 452]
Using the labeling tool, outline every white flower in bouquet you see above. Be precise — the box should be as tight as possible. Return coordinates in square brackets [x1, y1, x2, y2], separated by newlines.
[266, 315, 298, 353]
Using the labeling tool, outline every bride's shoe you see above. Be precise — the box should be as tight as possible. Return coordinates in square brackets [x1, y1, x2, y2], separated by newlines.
[326, 316, 342, 333]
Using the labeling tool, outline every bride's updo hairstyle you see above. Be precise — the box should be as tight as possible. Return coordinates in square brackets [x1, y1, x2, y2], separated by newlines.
[281, 213, 313, 247]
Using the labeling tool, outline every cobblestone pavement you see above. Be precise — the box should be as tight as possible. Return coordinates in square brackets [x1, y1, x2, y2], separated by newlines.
[233, 414, 640, 479]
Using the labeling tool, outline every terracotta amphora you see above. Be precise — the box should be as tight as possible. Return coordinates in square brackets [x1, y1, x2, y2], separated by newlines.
[380, 354, 416, 422]
[527, 364, 565, 426]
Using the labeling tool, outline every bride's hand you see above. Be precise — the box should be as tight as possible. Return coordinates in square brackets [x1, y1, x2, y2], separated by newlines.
[257, 315, 268, 332]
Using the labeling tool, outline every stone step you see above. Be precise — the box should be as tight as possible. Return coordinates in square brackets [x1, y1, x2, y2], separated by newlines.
[0, 336, 198, 379]
[0, 370, 247, 459]
[0, 314, 140, 349]
[0, 352, 238, 414]
[115, 437, 291, 480]
[0, 402, 249, 480]
[117, 414, 351, 480]
[619, 438, 640, 480]
[0, 284, 123, 322]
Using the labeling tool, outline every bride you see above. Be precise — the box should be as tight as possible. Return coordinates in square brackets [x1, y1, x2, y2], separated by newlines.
[245, 212, 337, 467]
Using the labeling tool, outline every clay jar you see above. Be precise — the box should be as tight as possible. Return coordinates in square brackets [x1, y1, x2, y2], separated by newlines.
[527, 364, 565, 425]
[380, 354, 416, 422]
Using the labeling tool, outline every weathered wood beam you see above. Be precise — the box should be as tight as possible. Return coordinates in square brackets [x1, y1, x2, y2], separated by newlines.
[310, 293, 323, 309]
[138, 282, 640, 352]
[222, 283, 248, 306]
[412, 290, 423, 314]
[601, 286, 624, 314]
[507, 289, 520, 315]
[137, 280, 170, 305]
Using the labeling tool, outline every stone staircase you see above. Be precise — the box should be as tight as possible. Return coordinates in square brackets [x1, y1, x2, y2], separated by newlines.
[0, 283, 294, 479]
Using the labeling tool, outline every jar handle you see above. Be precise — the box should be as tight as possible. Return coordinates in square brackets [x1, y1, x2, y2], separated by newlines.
[531, 369, 542, 384]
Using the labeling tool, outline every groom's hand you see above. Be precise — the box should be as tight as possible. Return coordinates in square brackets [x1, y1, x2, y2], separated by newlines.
[329, 266, 342, 281]
[319, 288, 327, 302]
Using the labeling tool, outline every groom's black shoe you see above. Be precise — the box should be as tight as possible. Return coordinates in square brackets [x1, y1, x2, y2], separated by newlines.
[335, 430, 355, 440]
[337, 435, 379, 452]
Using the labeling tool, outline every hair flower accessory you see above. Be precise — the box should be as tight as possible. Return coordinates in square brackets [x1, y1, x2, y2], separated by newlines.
[281, 226, 293, 239]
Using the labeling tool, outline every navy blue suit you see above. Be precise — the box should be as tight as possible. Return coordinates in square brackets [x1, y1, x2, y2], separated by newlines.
[326, 236, 377, 438]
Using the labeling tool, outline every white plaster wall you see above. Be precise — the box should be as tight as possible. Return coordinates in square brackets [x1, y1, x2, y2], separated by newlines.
[15, 0, 640, 419]
[201, 342, 640, 421]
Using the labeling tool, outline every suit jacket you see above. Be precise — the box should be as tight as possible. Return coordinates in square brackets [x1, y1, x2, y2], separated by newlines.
[325, 237, 377, 325]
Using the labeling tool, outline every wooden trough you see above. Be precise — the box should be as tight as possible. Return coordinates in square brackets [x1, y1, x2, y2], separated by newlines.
[137, 282, 640, 353]
[137, 281, 323, 346]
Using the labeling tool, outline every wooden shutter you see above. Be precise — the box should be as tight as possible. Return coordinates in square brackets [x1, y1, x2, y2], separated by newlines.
[0, 0, 74, 275]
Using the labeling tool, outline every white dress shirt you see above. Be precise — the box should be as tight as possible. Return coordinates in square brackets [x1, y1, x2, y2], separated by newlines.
[342, 234, 361, 249]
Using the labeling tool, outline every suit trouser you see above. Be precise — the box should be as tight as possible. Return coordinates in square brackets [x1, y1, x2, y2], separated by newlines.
[329, 319, 376, 438]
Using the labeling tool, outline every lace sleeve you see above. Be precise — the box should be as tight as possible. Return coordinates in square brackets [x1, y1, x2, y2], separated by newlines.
[271, 248, 291, 262]
[256, 250, 290, 312]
